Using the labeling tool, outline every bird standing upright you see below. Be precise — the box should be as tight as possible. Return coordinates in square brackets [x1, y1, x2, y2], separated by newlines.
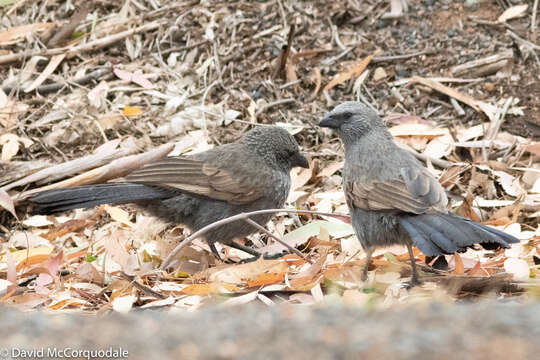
[319, 102, 519, 285]
[29, 126, 309, 260]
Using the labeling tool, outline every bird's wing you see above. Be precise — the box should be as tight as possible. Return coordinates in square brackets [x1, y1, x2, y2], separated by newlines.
[125, 157, 263, 205]
[346, 167, 447, 214]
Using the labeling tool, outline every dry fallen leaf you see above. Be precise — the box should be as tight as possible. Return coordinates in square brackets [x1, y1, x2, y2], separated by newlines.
[498, 4, 528, 23]
[123, 106, 144, 117]
[324, 49, 380, 91]
[452, 254, 465, 275]
[0, 23, 55, 45]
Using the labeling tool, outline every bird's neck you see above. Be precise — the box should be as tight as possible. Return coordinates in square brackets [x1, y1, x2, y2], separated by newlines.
[342, 127, 395, 161]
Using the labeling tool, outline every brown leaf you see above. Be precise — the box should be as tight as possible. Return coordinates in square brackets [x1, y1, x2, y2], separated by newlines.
[75, 262, 104, 285]
[45, 4, 90, 47]
[181, 283, 240, 296]
[457, 195, 481, 222]
[44, 219, 90, 241]
[0, 23, 55, 46]
[468, 261, 489, 276]
[452, 253, 465, 275]
[247, 272, 285, 287]
[439, 166, 462, 189]
[323, 49, 380, 91]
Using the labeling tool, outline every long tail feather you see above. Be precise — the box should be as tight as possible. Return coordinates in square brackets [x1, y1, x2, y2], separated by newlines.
[29, 183, 174, 214]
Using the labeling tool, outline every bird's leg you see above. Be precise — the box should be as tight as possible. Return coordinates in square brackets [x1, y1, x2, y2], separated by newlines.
[228, 241, 263, 258]
[407, 243, 421, 286]
[361, 247, 374, 281]
[209, 241, 261, 264]
[209, 243, 225, 261]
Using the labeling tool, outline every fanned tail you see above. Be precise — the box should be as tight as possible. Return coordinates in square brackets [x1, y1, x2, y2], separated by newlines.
[398, 213, 519, 256]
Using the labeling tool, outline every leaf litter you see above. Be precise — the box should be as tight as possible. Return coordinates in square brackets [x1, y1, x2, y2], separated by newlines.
[0, 0, 539, 313]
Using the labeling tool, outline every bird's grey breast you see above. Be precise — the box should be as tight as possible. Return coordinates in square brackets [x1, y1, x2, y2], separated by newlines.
[270, 169, 291, 207]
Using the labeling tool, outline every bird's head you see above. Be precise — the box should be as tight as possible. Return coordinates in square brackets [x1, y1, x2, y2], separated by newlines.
[319, 102, 386, 143]
[243, 126, 309, 171]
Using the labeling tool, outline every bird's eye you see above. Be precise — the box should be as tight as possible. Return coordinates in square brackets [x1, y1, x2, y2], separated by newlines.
[342, 111, 352, 119]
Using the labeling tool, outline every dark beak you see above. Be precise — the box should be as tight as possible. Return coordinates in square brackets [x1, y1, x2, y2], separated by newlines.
[293, 153, 309, 168]
[319, 114, 340, 129]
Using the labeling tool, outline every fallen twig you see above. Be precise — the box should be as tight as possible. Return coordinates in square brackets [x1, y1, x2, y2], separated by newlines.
[450, 50, 513, 77]
[506, 29, 540, 51]
[372, 50, 433, 63]
[159, 209, 350, 270]
[2, 66, 113, 96]
[13, 143, 174, 202]
[243, 218, 306, 260]
[533, 0, 539, 34]
[118, 271, 166, 299]
[0, 22, 163, 65]
[3, 138, 138, 192]
[256, 98, 296, 117]
[272, 24, 295, 80]
[160, 39, 209, 55]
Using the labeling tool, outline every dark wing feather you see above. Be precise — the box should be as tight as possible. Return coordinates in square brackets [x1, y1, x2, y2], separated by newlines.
[346, 166, 447, 214]
[125, 157, 263, 205]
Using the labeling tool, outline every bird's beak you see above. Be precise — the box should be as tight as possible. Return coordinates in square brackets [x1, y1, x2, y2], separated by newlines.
[319, 114, 340, 129]
[293, 153, 309, 168]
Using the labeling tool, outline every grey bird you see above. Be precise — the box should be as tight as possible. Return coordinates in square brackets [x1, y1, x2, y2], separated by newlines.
[29, 126, 309, 260]
[319, 102, 519, 284]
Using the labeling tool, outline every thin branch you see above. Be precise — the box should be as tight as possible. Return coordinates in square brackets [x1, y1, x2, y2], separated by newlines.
[372, 50, 433, 63]
[0, 22, 163, 65]
[255, 98, 296, 117]
[533, 0, 539, 34]
[2, 66, 113, 96]
[243, 218, 307, 260]
[159, 39, 209, 55]
[159, 209, 350, 270]
[118, 271, 166, 299]
[506, 29, 540, 51]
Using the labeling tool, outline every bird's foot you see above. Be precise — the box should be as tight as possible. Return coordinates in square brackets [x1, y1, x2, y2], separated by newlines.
[402, 277, 422, 289]
[235, 251, 289, 264]
[263, 251, 289, 260]
[237, 255, 261, 264]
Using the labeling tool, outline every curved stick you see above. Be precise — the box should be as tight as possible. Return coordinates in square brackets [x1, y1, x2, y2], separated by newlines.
[159, 209, 350, 270]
